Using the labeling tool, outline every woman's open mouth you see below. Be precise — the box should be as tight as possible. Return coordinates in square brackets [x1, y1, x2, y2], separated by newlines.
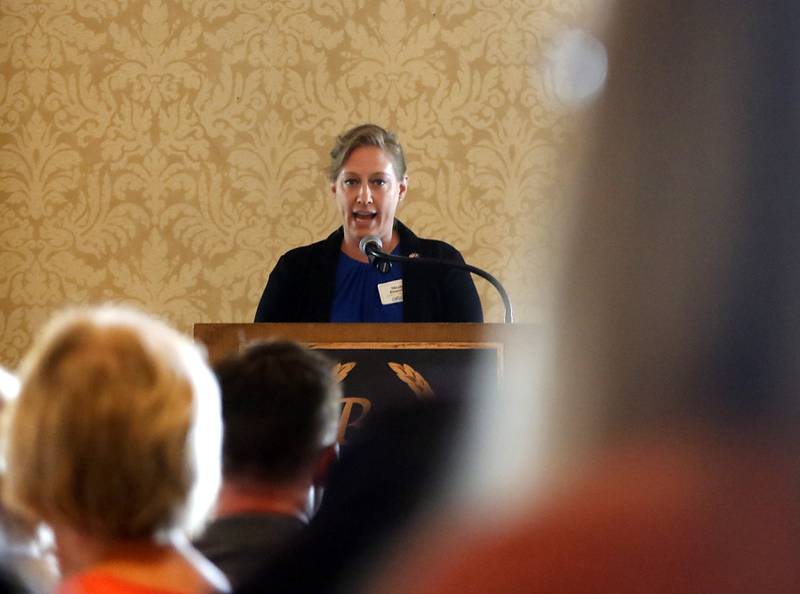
[353, 211, 377, 222]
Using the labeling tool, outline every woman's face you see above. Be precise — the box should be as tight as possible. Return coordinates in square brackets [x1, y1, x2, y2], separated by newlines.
[331, 145, 407, 246]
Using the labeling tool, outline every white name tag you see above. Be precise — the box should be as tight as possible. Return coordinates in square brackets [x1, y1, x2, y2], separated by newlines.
[377, 279, 403, 305]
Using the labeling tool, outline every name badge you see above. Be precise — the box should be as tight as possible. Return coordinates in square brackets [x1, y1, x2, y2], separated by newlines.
[377, 279, 403, 305]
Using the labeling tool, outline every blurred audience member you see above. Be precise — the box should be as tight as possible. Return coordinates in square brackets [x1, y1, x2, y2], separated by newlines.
[0, 367, 58, 593]
[3, 306, 228, 594]
[0, 477, 57, 594]
[194, 341, 341, 588]
[0, 366, 19, 400]
[373, 1, 800, 593]
[0, 565, 35, 594]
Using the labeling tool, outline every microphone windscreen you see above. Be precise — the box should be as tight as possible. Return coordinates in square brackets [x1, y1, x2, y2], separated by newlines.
[359, 235, 383, 257]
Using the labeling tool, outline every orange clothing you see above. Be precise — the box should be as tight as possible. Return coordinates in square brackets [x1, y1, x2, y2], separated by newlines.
[58, 572, 196, 594]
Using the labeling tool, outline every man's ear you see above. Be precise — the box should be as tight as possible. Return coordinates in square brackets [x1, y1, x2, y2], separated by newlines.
[312, 443, 339, 489]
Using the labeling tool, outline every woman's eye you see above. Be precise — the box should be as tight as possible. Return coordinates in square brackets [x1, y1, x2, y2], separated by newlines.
[371, 179, 387, 187]
[344, 178, 359, 186]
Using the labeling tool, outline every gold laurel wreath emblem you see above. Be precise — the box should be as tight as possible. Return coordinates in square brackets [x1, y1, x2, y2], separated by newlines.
[334, 362, 357, 383]
[387, 362, 434, 399]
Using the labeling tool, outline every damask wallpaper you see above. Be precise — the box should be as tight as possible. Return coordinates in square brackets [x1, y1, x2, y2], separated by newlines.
[0, 0, 595, 367]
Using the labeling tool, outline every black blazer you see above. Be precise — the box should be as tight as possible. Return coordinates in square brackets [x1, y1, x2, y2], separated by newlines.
[254, 220, 483, 322]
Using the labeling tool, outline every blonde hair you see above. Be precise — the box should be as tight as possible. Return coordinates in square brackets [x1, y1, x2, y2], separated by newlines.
[3, 306, 222, 539]
[329, 123, 407, 182]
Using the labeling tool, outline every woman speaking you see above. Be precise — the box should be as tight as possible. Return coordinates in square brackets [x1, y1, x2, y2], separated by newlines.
[254, 124, 483, 323]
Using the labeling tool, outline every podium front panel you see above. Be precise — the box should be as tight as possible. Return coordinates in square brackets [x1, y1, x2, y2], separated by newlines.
[194, 323, 534, 443]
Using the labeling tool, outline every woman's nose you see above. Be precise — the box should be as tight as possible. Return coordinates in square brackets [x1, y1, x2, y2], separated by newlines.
[356, 183, 373, 204]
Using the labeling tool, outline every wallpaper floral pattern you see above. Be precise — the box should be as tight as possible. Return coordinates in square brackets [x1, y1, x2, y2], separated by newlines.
[0, 0, 592, 367]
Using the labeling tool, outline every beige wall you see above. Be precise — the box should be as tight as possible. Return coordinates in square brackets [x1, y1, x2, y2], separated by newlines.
[0, 0, 594, 367]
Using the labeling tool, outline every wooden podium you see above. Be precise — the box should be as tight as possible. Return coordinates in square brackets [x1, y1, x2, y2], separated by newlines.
[194, 323, 534, 443]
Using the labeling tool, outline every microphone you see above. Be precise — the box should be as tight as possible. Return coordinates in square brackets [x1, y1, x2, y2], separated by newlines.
[359, 235, 392, 273]
[359, 235, 382, 260]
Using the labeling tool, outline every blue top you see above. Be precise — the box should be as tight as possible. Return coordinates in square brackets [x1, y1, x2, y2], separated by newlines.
[330, 247, 403, 322]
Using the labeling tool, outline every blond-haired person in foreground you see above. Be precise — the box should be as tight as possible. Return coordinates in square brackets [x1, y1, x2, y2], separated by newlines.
[3, 306, 228, 594]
